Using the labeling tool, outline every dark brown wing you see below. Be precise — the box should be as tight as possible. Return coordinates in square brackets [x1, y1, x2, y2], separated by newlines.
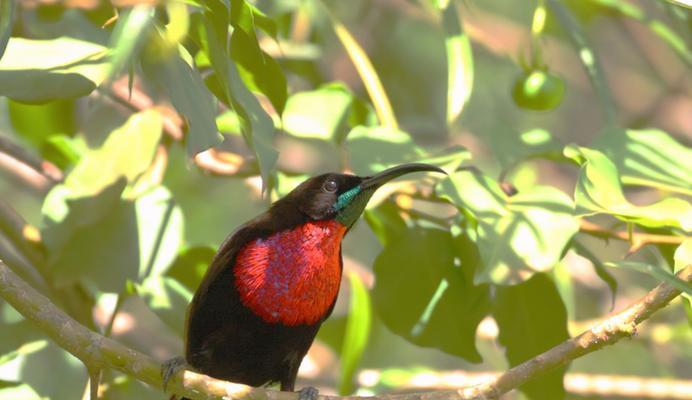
[182, 202, 322, 387]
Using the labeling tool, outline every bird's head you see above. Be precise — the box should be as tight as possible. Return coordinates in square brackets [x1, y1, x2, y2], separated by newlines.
[281, 163, 446, 228]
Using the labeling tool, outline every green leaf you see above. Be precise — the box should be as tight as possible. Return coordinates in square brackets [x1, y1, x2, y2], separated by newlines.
[605, 261, 692, 296]
[0, 383, 41, 400]
[593, 128, 692, 196]
[674, 239, 692, 273]
[142, 51, 222, 157]
[137, 276, 193, 337]
[0, 323, 86, 400]
[230, 0, 277, 38]
[345, 126, 425, 175]
[106, 5, 154, 82]
[564, 145, 692, 231]
[216, 110, 243, 136]
[0, 37, 108, 103]
[0, 341, 47, 366]
[44, 184, 183, 292]
[364, 200, 408, 247]
[546, 0, 616, 125]
[438, 170, 579, 284]
[166, 245, 216, 292]
[283, 83, 353, 141]
[586, 0, 692, 67]
[197, 15, 278, 187]
[440, 1, 473, 123]
[493, 273, 569, 400]
[230, 26, 287, 113]
[338, 273, 372, 395]
[0, 0, 15, 59]
[65, 110, 163, 197]
[372, 227, 491, 361]
[674, 239, 691, 302]
[572, 241, 617, 306]
[41, 135, 85, 170]
[325, 7, 398, 129]
[8, 99, 77, 147]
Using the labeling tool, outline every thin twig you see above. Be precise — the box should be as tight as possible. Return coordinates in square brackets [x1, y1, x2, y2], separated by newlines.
[579, 219, 685, 253]
[0, 135, 62, 192]
[0, 198, 45, 267]
[103, 77, 184, 141]
[0, 259, 689, 400]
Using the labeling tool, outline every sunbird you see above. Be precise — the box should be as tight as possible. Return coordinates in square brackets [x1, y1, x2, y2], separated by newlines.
[164, 163, 445, 399]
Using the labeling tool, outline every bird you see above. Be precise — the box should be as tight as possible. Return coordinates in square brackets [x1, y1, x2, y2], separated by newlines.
[162, 163, 445, 399]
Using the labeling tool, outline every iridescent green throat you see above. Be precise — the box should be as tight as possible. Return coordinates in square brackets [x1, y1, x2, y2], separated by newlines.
[334, 186, 375, 227]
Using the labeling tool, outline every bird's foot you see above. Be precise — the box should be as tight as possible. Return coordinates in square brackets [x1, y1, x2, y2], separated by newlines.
[298, 386, 319, 400]
[161, 356, 187, 392]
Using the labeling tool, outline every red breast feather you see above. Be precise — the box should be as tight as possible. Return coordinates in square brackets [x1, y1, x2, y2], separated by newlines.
[233, 220, 347, 326]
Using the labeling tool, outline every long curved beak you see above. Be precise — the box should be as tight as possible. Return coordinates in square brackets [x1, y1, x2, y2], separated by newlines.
[361, 163, 446, 189]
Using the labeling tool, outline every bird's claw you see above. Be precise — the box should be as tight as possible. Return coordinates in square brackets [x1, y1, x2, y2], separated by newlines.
[298, 386, 319, 400]
[161, 356, 187, 392]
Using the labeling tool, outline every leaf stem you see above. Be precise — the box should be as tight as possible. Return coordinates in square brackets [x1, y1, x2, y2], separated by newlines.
[319, 1, 399, 130]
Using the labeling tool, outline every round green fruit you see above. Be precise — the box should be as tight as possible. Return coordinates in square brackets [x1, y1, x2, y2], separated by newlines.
[512, 70, 565, 111]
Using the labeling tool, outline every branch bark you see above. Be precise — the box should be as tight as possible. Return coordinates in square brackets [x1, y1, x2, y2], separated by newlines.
[0, 135, 63, 192]
[0, 259, 689, 400]
[579, 219, 685, 253]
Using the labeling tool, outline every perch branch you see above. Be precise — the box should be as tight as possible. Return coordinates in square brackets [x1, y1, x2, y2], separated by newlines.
[0, 259, 690, 399]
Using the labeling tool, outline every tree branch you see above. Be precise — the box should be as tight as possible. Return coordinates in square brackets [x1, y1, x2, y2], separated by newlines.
[579, 219, 685, 253]
[0, 135, 62, 192]
[0, 259, 689, 400]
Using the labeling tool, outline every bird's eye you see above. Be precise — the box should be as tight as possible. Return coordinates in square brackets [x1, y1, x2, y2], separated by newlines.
[323, 179, 338, 193]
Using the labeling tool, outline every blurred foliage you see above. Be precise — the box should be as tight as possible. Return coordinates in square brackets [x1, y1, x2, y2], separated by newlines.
[0, 0, 690, 399]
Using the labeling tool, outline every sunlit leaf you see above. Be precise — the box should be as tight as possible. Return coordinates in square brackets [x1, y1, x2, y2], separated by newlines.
[197, 15, 278, 187]
[372, 227, 491, 361]
[163, 1, 190, 49]
[283, 83, 353, 141]
[438, 170, 579, 284]
[137, 276, 193, 337]
[346, 126, 425, 175]
[325, 7, 398, 129]
[216, 110, 243, 136]
[674, 239, 691, 303]
[0, 341, 47, 366]
[0, 322, 86, 400]
[0, 0, 15, 60]
[142, 51, 223, 157]
[593, 128, 692, 196]
[564, 145, 692, 231]
[338, 273, 372, 395]
[0, 37, 108, 103]
[494, 273, 569, 400]
[675, 239, 692, 273]
[41, 135, 86, 170]
[605, 261, 692, 296]
[230, 26, 287, 113]
[44, 184, 183, 292]
[440, 1, 473, 123]
[106, 5, 154, 82]
[65, 110, 163, 197]
[230, 0, 277, 37]
[0, 383, 41, 399]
